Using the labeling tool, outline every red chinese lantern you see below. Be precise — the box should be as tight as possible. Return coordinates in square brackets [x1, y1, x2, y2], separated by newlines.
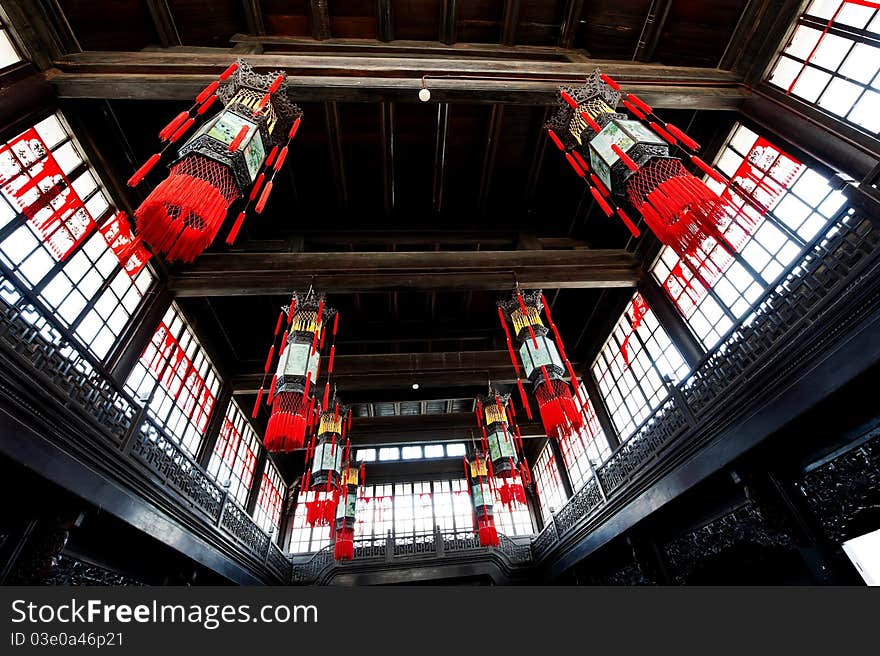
[127, 59, 303, 262]
[544, 69, 746, 286]
[254, 290, 339, 452]
[299, 396, 351, 529]
[497, 289, 588, 440]
[474, 385, 532, 508]
[333, 460, 365, 561]
[464, 452, 499, 547]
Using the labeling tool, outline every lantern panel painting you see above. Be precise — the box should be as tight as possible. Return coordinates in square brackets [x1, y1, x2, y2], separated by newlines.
[519, 336, 564, 379]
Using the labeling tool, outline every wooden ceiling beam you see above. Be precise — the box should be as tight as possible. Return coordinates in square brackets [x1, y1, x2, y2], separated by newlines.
[231, 351, 529, 394]
[46, 51, 747, 109]
[168, 249, 642, 296]
[229, 34, 581, 60]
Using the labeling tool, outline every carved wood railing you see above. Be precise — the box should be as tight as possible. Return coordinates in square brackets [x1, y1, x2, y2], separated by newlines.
[290, 528, 533, 584]
[0, 268, 289, 584]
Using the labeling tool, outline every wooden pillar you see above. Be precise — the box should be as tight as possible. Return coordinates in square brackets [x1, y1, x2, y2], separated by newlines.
[107, 284, 172, 385]
[548, 436, 574, 499]
[196, 384, 232, 468]
[582, 372, 621, 450]
[246, 450, 269, 515]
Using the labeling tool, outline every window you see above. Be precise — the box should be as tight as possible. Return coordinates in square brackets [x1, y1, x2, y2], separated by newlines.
[0, 16, 22, 69]
[558, 385, 613, 492]
[378, 447, 400, 461]
[592, 293, 690, 440]
[206, 399, 260, 507]
[288, 490, 334, 554]
[252, 460, 284, 540]
[356, 448, 377, 462]
[445, 443, 466, 457]
[533, 443, 567, 524]
[492, 491, 533, 536]
[356, 480, 474, 542]
[355, 483, 394, 542]
[0, 113, 155, 360]
[124, 304, 221, 457]
[651, 124, 846, 350]
[767, 0, 880, 135]
[361, 443, 466, 462]
[424, 444, 445, 458]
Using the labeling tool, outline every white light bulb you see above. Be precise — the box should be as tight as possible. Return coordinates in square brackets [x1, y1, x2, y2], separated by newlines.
[418, 87, 431, 102]
[412, 383, 420, 390]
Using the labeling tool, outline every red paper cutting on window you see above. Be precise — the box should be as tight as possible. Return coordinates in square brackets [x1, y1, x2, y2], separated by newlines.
[0, 128, 96, 261]
[660, 136, 804, 316]
[99, 211, 152, 279]
[620, 293, 649, 366]
[143, 321, 216, 433]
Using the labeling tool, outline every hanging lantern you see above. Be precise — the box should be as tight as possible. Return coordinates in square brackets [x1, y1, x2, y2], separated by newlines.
[474, 385, 532, 508]
[126, 59, 304, 262]
[300, 396, 351, 528]
[464, 451, 499, 547]
[255, 290, 339, 452]
[333, 460, 365, 561]
[544, 69, 744, 285]
[497, 289, 587, 440]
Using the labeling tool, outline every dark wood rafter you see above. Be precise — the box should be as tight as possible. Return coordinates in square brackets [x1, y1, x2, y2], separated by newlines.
[169, 250, 642, 295]
[440, 0, 457, 45]
[525, 107, 551, 207]
[310, 0, 332, 41]
[558, 0, 585, 49]
[241, 0, 266, 36]
[145, 0, 182, 48]
[500, 0, 521, 46]
[380, 101, 396, 215]
[324, 101, 349, 209]
[46, 51, 747, 108]
[633, 0, 673, 62]
[478, 104, 504, 216]
[432, 102, 450, 214]
[377, 0, 394, 43]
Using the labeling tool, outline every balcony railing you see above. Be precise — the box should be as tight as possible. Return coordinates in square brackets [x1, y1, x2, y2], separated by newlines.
[0, 267, 289, 584]
[290, 527, 533, 584]
[532, 203, 880, 562]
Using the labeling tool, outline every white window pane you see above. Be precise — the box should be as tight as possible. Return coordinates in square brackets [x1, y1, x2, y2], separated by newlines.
[0, 30, 20, 69]
[792, 66, 832, 103]
[819, 78, 862, 117]
[840, 44, 880, 84]
[848, 90, 880, 133]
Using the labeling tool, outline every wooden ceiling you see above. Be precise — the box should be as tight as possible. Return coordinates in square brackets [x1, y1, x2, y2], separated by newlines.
[40, 0, 750, 472]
